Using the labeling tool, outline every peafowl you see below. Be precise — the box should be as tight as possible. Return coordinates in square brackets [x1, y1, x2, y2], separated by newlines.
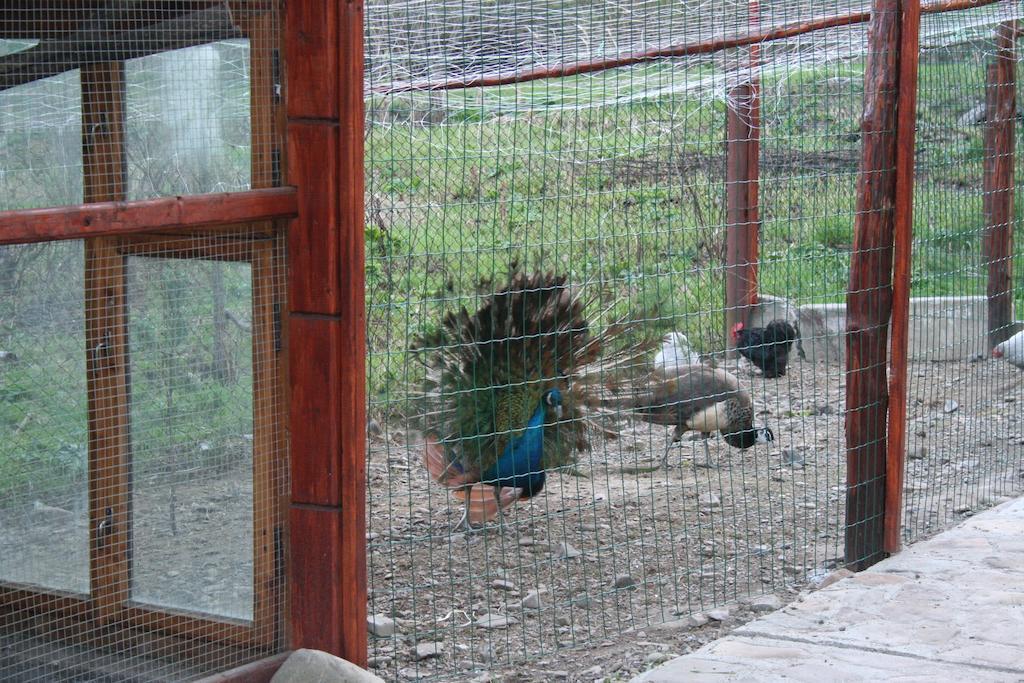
[415, 269, 652, 530]
[607, 364, 773, 469]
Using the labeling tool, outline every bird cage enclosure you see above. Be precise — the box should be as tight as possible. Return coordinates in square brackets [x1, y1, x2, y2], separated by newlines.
[364, 0, 1023, 679]
[0, 1, 370, 680]
[2, 0, 1024, 682]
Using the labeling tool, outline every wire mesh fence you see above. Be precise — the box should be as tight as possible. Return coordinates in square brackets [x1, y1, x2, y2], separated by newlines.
[364, 1, 1024, 679]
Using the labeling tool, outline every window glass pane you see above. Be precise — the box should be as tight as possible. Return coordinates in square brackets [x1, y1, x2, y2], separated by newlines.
[128, 255, 254, 621]
[0, 241, 88, 594]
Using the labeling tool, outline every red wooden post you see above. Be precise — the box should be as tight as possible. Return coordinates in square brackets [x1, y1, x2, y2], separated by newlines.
[725, 83, 757, 351]
[884, 0, 922, 555]
[982, 21, 1017, 351]
[284, 0, 367, 665]
[724, 0, 761, 351]
[846, 0, 913, 570]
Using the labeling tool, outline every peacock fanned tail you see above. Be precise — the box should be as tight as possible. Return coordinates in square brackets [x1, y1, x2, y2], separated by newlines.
[413, 268, 658, 483]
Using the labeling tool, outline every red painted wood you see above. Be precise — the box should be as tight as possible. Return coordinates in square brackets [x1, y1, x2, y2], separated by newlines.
[377, 0, 1000, 95]
[982, 21, 1017, 351]
[0, 188, 297, 246]
[288, 507, 342, 653]
[337, 0, 368, 666]
[725, 82, 758, 350]
[884, 0, 922, 555]
[284, 0, 338, 119]
[286, 122, 341, 314]
[288, 316, 342, 506]
[846, 0, 901, 571]
[193, 653, 290, 683]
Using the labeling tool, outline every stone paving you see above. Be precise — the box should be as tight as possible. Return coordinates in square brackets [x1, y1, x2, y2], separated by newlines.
[633, 497, 1024, 682]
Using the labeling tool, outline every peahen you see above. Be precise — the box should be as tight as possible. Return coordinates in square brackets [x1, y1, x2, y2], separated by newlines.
[607, 364, 774, 469]
[414, 269, 651, 530]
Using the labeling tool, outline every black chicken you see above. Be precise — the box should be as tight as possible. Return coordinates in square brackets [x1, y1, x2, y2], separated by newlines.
[732, 319, 798, 379]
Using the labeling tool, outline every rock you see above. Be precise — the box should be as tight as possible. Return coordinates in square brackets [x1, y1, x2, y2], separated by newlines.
[521, 590, 544, 610]
[413, 642, 444, 661]
[688, 612, 709, 627]
[366, 656, 390, 669]
[554, 542, 582, 559]
[816, 568, 854, 589]
[958, 102, 986, 126]
[782, 449, 805, 467]
[697, 492, 720, 507]
[367, 418, 383, 438]
[750, 595, 783, 613]
[907, 446, 928, 460]
[518, 536, 538, 547]
[813, 403, 833, 415]
[490, 579, 515, 592]
[271, 649, 385, 683]
[475, 613, 517, 629]
[612, 574, 636, 589]
[367, 614, 396, 638]
[645, 651, 672, 665]
[580, 665, 603, 677]
[943, 399, 959, 414]
[954, 504, 972, 514]
[555, 613, 571, 626]
[706, 607, 730, 622]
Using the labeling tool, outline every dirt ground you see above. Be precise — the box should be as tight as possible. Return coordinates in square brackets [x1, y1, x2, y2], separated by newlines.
[365, 354, 1024, 681]
[0, 356, 1020, 681]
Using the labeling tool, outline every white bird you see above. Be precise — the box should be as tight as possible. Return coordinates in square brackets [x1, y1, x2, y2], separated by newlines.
[654, 332, 702, 374]
[992, 329, 1024, 369]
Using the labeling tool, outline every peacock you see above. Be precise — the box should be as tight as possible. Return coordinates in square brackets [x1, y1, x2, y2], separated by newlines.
[414, 269, 652, 530]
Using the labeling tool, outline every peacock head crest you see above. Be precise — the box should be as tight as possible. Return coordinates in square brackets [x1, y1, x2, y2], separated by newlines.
[543, 388, 564, 420]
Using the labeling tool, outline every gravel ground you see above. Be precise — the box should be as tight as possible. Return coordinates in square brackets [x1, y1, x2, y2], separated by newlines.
[366, 354, 1024, 681]
[1, 355, 1020, 681]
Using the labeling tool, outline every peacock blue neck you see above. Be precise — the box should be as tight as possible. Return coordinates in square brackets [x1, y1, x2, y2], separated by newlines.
[481, 400, 548, 496]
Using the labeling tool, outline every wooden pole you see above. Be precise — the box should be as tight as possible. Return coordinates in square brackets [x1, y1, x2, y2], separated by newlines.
[725, 83, 758, 351]
[725, 0, 761, 352]
[284, 0, 367, 664]
[982, 21, 1017, 352]
[884, 0, 922, 555]
[846, 0, 905, 570]
[81, 61, 132, 624]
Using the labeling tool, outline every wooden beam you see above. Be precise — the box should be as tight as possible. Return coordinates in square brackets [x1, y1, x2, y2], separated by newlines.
[284, 0, 367, 666]
[0, 188, 297, 246]
[0, 3, 241, 91]
[884, 0, 922, 555]
[81, 61, 131, 624]
[845, 0, 902, 571]
[982, 21, 1017, 351]
[193, 652, 291, 683]
[725, 87, 758, 351]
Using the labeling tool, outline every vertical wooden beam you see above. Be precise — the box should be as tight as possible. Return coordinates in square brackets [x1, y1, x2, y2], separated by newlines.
[81, 61, 131, 623]
[725, 82, 759, 351]
[884, 0, 922, 555]
[284, 0, 367, 665]
[845, 0, 902, 571]
[983, 21, 1017, 351]
[747, 0, 761, 310]
[238, 6, 287, 648]
[725, 0, 761, 352]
